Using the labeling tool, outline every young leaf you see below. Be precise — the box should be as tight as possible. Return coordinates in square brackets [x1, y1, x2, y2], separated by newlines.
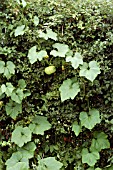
[50, 43, 69, 57]
[82, 148, 100, 167]
[0, 61, 5, 73]
[34, 16, 39, 26]
[90, 132, 110, 152]
[5, 152, 29, 170]
[1, 83, 14, 97]
[17, 142, 36, 159]
[79, 61, 101, 82]
[79, 109, 101, 130]
[72, 121, 82, 136]
[14, 25, 25, 37]
[11, 126, 31, 147]
[27, 46, 37, 64]
[29, 115, 51, 135]
[37, 157, 63, 170]
[59, 78, 80, 102]
[37, 50, 47, 61]
[18, 79, 26, 89]
[66, 52, 83, 69]
[11, 88, 24, 104]
[5, 100, 22, 119]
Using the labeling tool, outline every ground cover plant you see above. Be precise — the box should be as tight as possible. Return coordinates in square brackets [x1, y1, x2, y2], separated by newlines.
[0, 0, 113, 169]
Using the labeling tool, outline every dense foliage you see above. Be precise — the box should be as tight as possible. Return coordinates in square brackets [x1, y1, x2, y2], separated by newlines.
[0, 0, 113, 169]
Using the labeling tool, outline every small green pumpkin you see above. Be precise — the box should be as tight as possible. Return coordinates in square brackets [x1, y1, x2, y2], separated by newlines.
[44, 66, 56, 75]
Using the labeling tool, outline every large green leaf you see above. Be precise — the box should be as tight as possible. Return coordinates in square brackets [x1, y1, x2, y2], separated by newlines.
[37, 157, 63, 170]
[79, 109, 101, 130]
[5, 100, 22, 119]
[11, 88, 24, 104]
[27, 46, 37, 64]
[0, 61, 15, 79]
[38, 28, 57, 41]
[37, 50, 47, 61]
[14, 25, 25, 37]
[82, 148, 100, 166]
[11, 126, 32, 147]
[4, 61, 15, 79]
[72, 121, 82, 136]
[59, 78, 80, 102]
[1, 83, 14, 96]
[50, 43, 69, 57]
[29, 115, 51, 135]
[5, 152, 29, 170]
[66, 52, 83, 69]
[17, 142, 36, 159]
[90, 132, 110, 152]
[79, 61, 101, 82]
[46, 28, 57, 41]
[27, 46, 47, 64]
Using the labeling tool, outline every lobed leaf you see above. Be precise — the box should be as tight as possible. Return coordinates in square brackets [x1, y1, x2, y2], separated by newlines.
[79, 109, 101, 130]
[66, 52, 83, 69]
[11, 126, 32, 147]
[29, 115, 51, 135]
[5, 100, 22, 119]
[82, 148, 100, 166]
[59, 78, 80, 102]
[50, 43, 69, 57]
[79, 61, 101, 82]
[37, 157, 63, 170]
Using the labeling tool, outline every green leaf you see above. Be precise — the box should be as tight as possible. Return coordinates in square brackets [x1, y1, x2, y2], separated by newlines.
[18, 79, 26, 89]
[27, 46, 37, 64]
[14, 25, 25, 37]
[46, 28, 57, 41]
[1, 83, 14, 96]
[72, 121, 82, 136]
[11, 126, 31, 147]
[29, 115, 51, 135]
[37, 50, 47, 61]
[5, 152, 29, 170]
[21, 0, 27, 7]
[34, 16, 39, 26]
[38, 30, 48, 40]
[37, 157, 63, 170]
[66, 52, 83, 69]
[38, 28, 57, 41]
[59, 78, 80, 102]
[87, 167, 94, 170]
[82, 148, 100, 166]
[90, 132, 110, 152]
[11, 88, 24, 104]
[0, 61, 5, 73]
[4, 61, 15, 79]
[0, 61, 15, 79]
[79, 109, 101, 130]
[79, 61, 101, 82]
[50, 43, 69, 57]
[5, 100, 22, 119]
[17, 142, 36, 159]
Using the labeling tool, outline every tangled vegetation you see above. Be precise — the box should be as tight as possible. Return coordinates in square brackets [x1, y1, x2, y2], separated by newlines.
[0, 0, 113, 169]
